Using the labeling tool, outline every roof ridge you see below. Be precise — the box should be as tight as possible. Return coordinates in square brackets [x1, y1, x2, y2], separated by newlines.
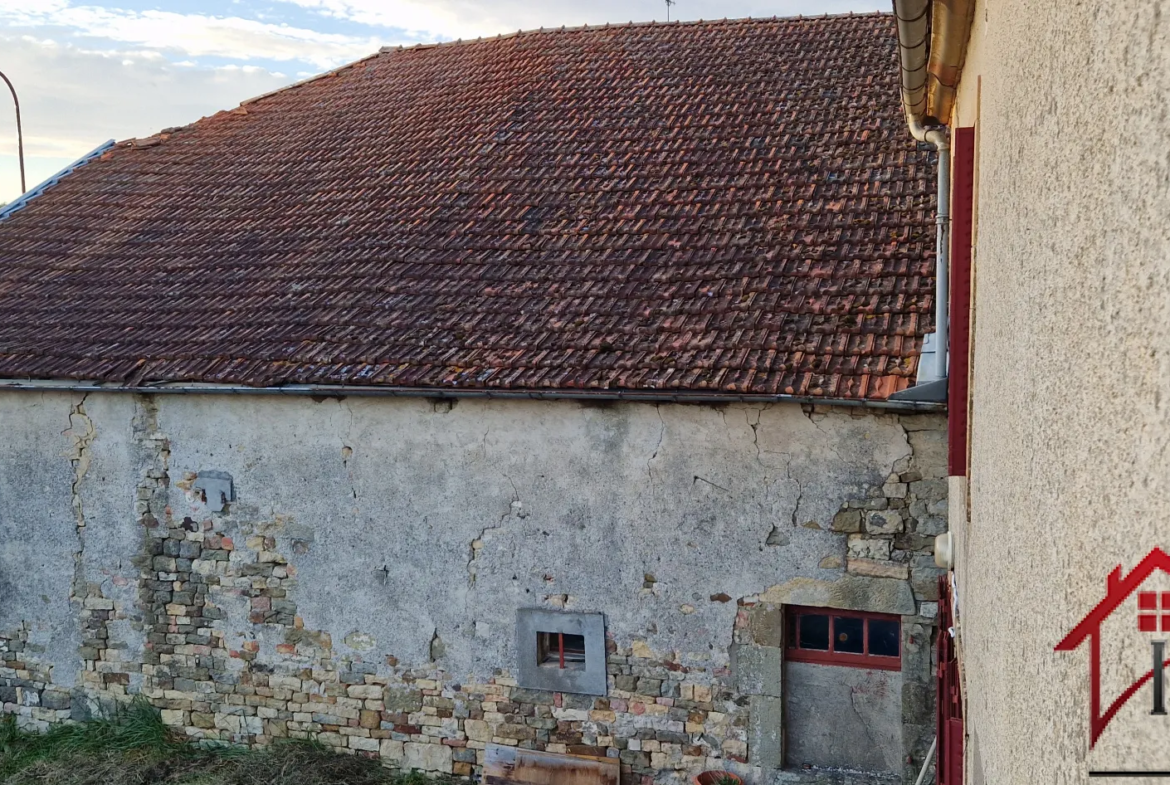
[128, 11, 895, 147]
[380, 11, 894, 54]
[240, 50, 384, 107]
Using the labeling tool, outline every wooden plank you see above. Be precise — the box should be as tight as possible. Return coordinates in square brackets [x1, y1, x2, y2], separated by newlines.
[483, 744, 619, 785]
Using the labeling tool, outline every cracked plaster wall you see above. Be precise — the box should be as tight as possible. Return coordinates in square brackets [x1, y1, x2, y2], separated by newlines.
[0, 391, 944, 783]
[149, 394, 912, 671]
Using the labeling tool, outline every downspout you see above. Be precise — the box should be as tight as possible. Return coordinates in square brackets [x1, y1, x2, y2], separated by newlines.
[892, 0, 950, 385]
[929, 131, 950, 383]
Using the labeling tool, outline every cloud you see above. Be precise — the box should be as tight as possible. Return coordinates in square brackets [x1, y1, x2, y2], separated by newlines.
[275, 0, 886, 41]
[0, 35, 293, 201]
[0, 0, 889, 202]
[0, 2, 383, 68]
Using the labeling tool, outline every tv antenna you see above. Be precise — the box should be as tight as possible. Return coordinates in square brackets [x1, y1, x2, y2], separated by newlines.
[665, 0, 676, 21]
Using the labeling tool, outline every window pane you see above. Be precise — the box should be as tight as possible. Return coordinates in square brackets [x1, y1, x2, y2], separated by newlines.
[834, 616, 864, 654]
[798, 614, 829, 650]
[561, 633, 586, 662]
[868, 619, 900, 658]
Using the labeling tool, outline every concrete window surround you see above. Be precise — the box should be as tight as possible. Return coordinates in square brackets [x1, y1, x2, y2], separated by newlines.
[515, 608, 607, 696]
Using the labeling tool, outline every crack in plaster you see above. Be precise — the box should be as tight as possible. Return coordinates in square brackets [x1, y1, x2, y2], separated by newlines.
[802, 405, 848, 465]
[466, 475, 520, 587]
[646, 403, 665, 483]
[785, 459, 804, 529]
[62, 394, 93, 604]
[692, 475, 730, 494]
[64, 393, 94, 531]
[848, 685, 881, 765]
[338, 400, 359, 505]
[746, 407, 763, 464]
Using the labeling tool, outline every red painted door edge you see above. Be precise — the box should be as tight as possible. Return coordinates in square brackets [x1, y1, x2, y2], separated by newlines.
[948, 127, 975, 478]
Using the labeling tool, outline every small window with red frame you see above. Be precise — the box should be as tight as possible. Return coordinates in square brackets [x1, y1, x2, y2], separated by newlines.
[785, 606, 901, 670]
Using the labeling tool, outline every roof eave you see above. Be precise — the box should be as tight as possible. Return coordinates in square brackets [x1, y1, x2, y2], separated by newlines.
[0, 378, 946, 412]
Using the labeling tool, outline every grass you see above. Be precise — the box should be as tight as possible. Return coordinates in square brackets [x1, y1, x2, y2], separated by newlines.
[0, 699, 449, 785]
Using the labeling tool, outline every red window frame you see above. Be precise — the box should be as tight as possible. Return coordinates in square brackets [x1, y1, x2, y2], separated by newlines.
[785, 606, 902, 671]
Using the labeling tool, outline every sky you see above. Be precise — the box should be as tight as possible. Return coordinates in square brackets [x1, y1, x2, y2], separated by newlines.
[0, 0, 887, 203]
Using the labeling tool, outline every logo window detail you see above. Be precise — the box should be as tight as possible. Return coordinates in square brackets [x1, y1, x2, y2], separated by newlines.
[1137, 591, 1170, 632]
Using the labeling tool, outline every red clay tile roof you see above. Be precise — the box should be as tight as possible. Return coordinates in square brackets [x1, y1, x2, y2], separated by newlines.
[0, 13, 936, 400]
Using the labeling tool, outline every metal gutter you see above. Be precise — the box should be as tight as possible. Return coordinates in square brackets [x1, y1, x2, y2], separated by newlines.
[926, 0, 976, 127]
[0, 379, 946, 412]
[892, 0, 963, 392]
[893, 0, 932, 130]
[892, 0, 974, 129]
[0, 139, 115, 221]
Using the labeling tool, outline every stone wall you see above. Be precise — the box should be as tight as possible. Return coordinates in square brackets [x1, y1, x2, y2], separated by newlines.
[0, 392, 946, 784]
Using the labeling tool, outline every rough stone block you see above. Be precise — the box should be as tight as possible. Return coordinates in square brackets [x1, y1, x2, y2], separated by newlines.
[909, 479, 947, 502]
[831, 510, 862, 533]
[882, 482, 908, 498]
[847, 559, 909, 580]
[508, 688, 555, 706]
[915, 516, 947, 536]
[847, 536, 891, 561]
[911, 567, 947, 600]
[865, 509, 904, 534]
[613, 676, 637, 692]
[349, 736, 379, 752]
[40, 691, 70, 710]
[746, 606, 784, 649]
[403, 741, 453, 773]
[759, 574, 917, 616]
[901, 681, 934, 726]
[382, 688, 422, 712]
[379, 739, 405, 760]
[463, 719, 491, 742]
[160, 709, 186, 726]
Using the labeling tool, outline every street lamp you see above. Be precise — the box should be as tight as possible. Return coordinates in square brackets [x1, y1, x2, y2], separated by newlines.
[0, 69, 25, 194]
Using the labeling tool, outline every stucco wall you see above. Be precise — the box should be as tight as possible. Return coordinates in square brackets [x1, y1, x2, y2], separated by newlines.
[950, 1, 1170, 780]
[0, 392, 944, 783]
[784, 662, 902, 774]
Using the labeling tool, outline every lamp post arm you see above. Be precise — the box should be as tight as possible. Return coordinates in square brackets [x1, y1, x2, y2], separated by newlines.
[0, 70, 26, 194]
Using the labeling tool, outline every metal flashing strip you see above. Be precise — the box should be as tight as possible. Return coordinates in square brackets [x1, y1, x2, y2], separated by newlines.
[0, 378, 946, 412]
[0, 139, 116, 221]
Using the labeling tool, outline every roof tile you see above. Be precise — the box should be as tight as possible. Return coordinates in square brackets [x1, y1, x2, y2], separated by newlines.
[0, 14, 934, 399]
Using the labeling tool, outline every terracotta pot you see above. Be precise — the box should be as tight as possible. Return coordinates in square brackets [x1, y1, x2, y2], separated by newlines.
[693, 772, 743, 785]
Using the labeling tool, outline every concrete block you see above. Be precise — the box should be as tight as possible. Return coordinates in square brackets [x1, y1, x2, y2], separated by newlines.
[747, 694, 783, 768]
[730, 644, 782, 698]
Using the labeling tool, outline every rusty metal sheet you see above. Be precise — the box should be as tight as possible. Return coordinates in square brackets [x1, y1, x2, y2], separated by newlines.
[483, 744, 619, 785]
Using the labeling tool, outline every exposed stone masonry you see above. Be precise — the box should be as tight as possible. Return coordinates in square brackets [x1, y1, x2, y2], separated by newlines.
[0, 399, 946, 785]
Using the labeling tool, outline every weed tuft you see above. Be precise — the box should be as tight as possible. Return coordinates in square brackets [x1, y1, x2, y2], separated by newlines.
[0, 701, 454, 785]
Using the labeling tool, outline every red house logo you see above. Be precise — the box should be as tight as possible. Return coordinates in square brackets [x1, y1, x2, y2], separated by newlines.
[1055, 548, 1170, 746]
